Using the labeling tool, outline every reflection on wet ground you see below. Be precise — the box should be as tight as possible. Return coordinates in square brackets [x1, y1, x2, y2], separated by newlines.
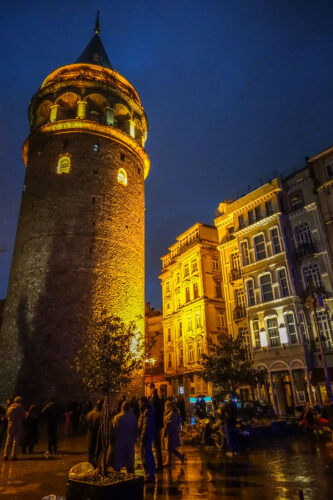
[0, 436, 332, 499]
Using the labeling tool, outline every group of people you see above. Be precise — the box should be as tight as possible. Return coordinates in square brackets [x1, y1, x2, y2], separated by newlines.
[87, 390, 185, 483]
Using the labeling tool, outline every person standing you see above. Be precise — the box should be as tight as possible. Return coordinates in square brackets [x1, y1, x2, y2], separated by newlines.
[112, 401, 138, 473]
[21, 405, 39, 454]
[86, 400, 103, 468]
[163, 401, 184, 466]
[3, 396, 25, 460]
[150, 389, 164, 471]
[221, 394, 239, 455]
[138, 397, 156, 482]
[41, 397, 63, 455]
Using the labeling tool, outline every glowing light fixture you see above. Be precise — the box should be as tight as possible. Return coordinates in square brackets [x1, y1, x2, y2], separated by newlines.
[260, 330, 268, 347]
[57, 154, 71, 174]
[279, 325, 288, 344]
[117, 168, 127, 186]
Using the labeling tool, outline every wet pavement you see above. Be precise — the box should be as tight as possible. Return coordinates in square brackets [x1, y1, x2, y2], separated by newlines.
[0, 435, 333, 499]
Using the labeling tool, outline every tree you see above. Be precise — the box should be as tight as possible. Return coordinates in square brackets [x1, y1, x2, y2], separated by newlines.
[199, 336, 257, 395]
[75, 312, 143, 475]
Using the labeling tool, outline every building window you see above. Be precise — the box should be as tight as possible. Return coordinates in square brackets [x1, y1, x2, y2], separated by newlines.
[188, 344, 194, 363]
[195, 311, 201, 329]
[270, 227, 282, 254]
[185, 287, 190, 303]
[240, 240, 250, 266]
[278, 268, 289, 297]
[215, 281, 222, 298]
[178, 322, 183, 337]
[166, 302, 171, 311]
[184, 263, 189, 276]
[289, 192, 304, 211]
[266, 317, 280, 347]
[285, 312, 297, 344]
[255, 206, 262, 221]
[303, 263, 322, 289]
[197, 338, 203, 360]
[248, 209, 254, 224]
[326, 163, 333, 179]
[57, 154, 71, 174]
[179, 348, 184, 366]
[260, 274, 274, 302]
[252, 320, 261, 349]
[294, 222, 312, 245]
[265, 200, 273, 216]
[217, 313, 224, 328]
[192, 259, 198, 272]
[165, 281, 170, 293]
[316, 311, 333, 348]
[235, 287, 245, 308]
[193, 282, 199, 299]
[187, 316, 192, 332]
[176, 295, 181, 308]
[231, 252, 240, 270]
[238, 214, 245, 229]
[239, 327, 251, 359]
[167, 327, 171, 342]
[117, 168, 127, 186]
[168, 353, 172, 369]
[254, 234, 267, 261]
[246, 279, 255, 306]
[176, 272, 180, 284]
[212, 259, 219, 272]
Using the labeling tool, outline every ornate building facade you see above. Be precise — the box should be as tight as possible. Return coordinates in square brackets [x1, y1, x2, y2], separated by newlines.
[0, 19, 149, 403]
[159, 223, 227, 400]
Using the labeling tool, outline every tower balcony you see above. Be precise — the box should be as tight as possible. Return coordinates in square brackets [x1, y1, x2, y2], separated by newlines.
[295, 242, 317, 259]
[229, 268, 242, 282]
[233, 307, 247, 321]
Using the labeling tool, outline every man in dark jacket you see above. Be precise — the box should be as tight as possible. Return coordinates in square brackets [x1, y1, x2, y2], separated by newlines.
[138, 397, 156, 482]
[86, 400, 103, 468]
[41, 397, 63, 455]
[150, 389, 164, 471]
[221, 394, 239, 455]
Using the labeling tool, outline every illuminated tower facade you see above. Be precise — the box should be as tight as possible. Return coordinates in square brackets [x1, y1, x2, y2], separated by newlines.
[0, 17, 149, 402]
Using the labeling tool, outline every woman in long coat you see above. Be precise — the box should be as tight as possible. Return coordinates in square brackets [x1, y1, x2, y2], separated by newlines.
[112, 401, 138, 473]
[163, 401, 184, 466]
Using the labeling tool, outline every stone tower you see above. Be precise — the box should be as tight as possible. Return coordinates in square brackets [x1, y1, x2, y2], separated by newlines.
[0, 16, 149, 403]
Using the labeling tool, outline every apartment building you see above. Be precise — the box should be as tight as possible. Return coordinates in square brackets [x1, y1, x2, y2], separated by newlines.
[159, 223, 227, 400]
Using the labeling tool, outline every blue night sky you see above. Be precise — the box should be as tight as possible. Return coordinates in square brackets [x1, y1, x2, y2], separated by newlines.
[1, 0, 333, 309]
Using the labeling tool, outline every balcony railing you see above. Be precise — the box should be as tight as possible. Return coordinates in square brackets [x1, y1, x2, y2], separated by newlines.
[230, 268, 242, 281]
[295, 242, 317, 258]
[233, 306, 247, 321]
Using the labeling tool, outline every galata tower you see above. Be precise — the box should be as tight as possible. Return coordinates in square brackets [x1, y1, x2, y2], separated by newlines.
[0, 15, 149, 403]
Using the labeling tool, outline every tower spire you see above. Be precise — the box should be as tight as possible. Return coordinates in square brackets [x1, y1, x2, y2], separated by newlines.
[94, 10, 100, 35]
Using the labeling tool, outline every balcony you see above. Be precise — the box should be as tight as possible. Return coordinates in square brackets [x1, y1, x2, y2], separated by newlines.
[295, 242, 317, 259]
[233, 306, 247, 321]
[229, 268, 242, 282]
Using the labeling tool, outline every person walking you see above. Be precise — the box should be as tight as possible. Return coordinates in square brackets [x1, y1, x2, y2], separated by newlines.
[86, 400, 103, 468]
[150, 389, 164, 471]
[221, 394, 239, 455]
[163, 400, 184, 466]
[41, 397, 63, 455]
[112, 401, 138, 473]
[21, 405, 39, 454]
[138, 396, 156, 482]
[3, 396, 25, 460]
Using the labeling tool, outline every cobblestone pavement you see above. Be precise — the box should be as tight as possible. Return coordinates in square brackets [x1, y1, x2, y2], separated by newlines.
[0, 435, 332, 499]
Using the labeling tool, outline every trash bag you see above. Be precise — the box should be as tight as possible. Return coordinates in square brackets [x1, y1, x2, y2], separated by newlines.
[69, 462, 96, 481]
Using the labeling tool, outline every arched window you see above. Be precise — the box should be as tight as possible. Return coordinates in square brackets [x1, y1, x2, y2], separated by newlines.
[196, 338, 203, 360]
[117, 168, 127, 186]
[265, 317, 280, 347]
[303, 263, 322, 289]
[260, 273, 273, 302]
[246, 279, 255, 307]
[188, 343, 194, 363]
[251, 320, 261, 349]
[57, 154, 71, 174]
[284, 312, 297, 344]
[316, 311, 333, 349]
[253, 234, 266, 261]
[277, 268, 289, 297]
[240, 240, 250, 266]
[270, 227, 282, 254]
[294, 222, 312, 245]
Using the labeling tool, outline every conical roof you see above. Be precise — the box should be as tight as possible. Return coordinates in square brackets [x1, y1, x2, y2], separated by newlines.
[76, 12, 113, 69]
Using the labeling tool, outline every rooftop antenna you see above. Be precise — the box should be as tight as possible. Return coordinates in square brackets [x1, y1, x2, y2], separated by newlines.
[94, 10, 100, 35]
